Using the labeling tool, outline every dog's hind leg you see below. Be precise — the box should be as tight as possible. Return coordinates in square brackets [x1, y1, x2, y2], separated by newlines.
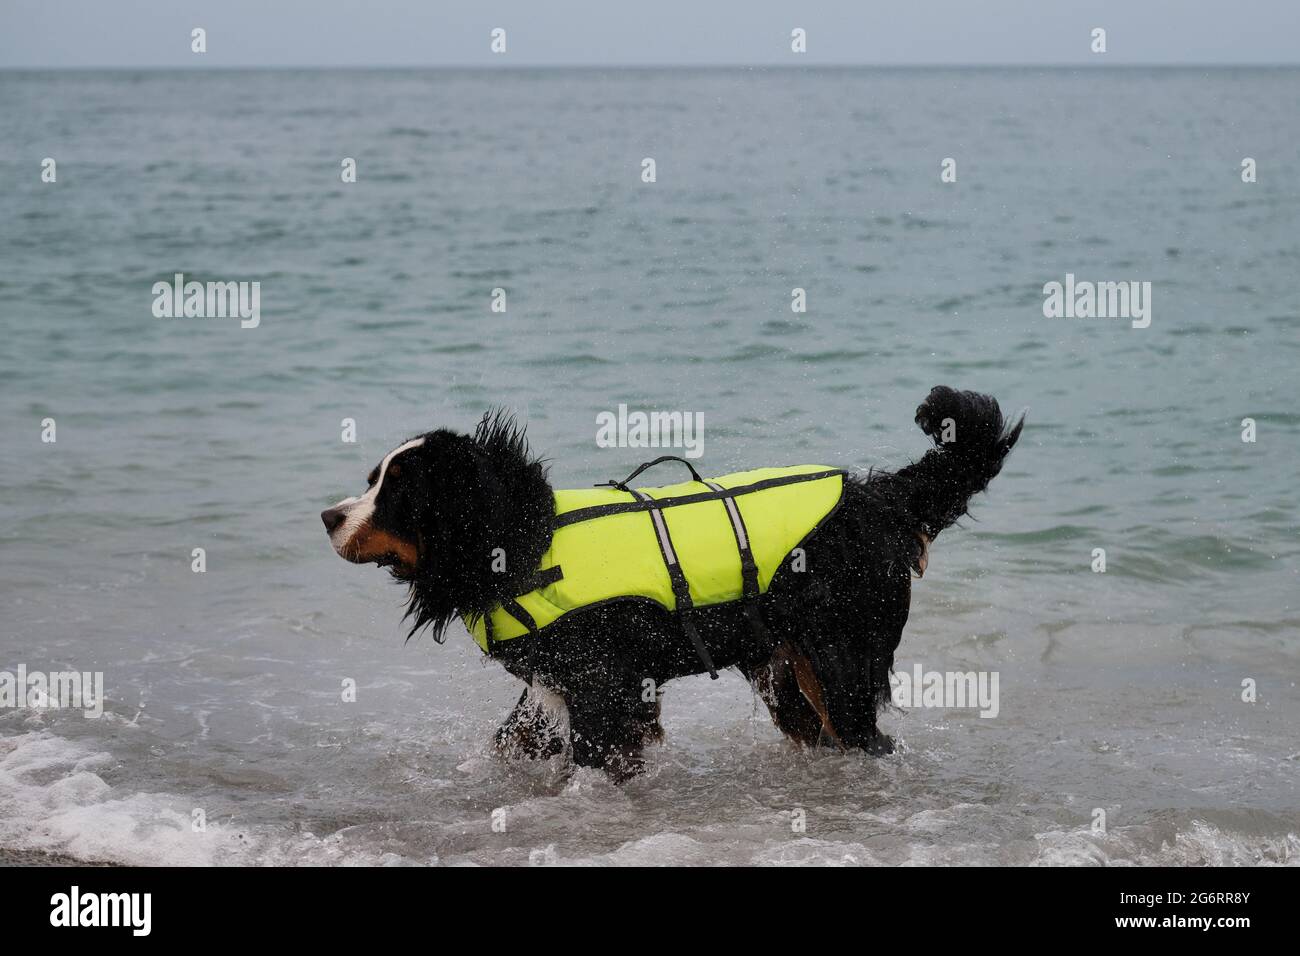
[796, 618, 903, 756]
[743, 644, 839, 748]
[493, 683, 568, 761]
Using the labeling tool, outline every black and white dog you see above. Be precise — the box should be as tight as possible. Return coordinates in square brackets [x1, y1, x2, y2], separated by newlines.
[322, 386, 1022, 780]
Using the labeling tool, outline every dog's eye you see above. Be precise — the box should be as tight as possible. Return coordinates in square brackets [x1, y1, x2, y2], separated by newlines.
[367, 468, 379, 487]
[387, 463, 401, 479]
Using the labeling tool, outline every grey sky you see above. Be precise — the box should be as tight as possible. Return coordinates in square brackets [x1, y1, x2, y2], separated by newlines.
[2, 0, 1297, 68]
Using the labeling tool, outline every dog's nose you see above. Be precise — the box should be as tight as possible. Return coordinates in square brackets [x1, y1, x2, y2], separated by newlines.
[321, 508, 346, 534]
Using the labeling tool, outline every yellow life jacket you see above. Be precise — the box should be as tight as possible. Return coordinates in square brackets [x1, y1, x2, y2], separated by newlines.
[466, 459, 845, 675]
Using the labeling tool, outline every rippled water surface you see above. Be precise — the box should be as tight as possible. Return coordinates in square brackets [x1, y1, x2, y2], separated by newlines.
[1, 68, 1297, 865]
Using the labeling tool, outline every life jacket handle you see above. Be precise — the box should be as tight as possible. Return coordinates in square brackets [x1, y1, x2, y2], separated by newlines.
[598, 455, 704, 492]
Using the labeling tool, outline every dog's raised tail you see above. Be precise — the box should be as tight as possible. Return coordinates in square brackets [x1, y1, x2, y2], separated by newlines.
[898, 385, 1023, 538]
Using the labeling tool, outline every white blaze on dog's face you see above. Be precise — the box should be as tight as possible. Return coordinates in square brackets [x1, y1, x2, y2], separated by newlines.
[321, 437, 425, 572]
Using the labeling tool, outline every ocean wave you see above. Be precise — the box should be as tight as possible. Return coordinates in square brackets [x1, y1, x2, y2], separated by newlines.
[4, 730, 1295, 867]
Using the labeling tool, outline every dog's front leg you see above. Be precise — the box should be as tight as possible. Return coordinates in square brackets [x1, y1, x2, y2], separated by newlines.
[565, 681, 663, 783]
[492, 683, 569, 760]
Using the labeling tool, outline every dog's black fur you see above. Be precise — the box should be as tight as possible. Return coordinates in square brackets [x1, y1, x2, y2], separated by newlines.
[327, 386, 1022, 780]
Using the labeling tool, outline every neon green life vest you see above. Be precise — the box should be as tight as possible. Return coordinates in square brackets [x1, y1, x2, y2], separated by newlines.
[466, 460, 845, 674]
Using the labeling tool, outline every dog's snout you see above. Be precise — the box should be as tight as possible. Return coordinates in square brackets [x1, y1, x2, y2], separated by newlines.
[321, 507, 346, 534]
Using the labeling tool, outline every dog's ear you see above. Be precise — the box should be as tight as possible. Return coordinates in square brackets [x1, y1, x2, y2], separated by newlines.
[400, 431, 486, 547]
[401, 413, 553, 643]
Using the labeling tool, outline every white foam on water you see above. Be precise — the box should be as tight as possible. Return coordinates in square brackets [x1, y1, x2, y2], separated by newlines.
[1034, 822, 1300, 867]
[0, 732, 434, 866]
[4, 728, 1297, 867]
[0, 732, 218, 866]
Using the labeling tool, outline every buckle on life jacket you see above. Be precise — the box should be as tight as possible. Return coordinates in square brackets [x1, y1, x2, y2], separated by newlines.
[485, 566, 564, 659]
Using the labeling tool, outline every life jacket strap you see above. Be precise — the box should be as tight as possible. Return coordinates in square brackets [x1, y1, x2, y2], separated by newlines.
[679, 614, 715, 679]
[521, 565, 564, 591]
[628, 488, 719, 679]
[704, 480, 773, 645]
[485, 566, 562, 648]
[501, 597, 541, 639]
[502, 596, 542, 682]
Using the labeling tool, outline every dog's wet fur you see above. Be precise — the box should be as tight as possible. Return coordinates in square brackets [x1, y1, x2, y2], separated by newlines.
[323, 386, 1023, 780]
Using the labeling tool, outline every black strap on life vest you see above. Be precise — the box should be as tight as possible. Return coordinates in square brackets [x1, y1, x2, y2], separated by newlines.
[627, 487, 718, 679]
[501, 596, 543, 685]
[519, 565, 564, 591]
[502, 597, 541, 638]
[703, 480, 772, 645]
[486, 570, 560, 661]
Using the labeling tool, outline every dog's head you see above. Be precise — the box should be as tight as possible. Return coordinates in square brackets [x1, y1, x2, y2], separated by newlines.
[321, 432, 451, 576]
[322, 410, 554, 641]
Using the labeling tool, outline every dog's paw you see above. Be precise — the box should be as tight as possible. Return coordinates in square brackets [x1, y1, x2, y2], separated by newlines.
[863, 732, 895, 756]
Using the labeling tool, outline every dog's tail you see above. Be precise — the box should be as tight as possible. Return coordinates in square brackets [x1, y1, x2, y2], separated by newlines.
[893, 386, 1023, 540]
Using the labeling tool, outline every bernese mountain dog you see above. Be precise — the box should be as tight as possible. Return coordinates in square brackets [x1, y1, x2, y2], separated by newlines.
[322, 386, 1022, 781]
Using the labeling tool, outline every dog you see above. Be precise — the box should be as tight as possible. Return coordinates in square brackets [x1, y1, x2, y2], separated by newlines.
[322, 386, 1022, 780]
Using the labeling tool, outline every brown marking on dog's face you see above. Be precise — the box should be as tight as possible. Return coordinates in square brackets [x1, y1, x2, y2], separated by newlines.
[342, 523, 419, 572]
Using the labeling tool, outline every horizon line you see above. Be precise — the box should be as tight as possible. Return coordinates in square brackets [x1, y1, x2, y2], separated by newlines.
[4, 61, 1300, 72]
